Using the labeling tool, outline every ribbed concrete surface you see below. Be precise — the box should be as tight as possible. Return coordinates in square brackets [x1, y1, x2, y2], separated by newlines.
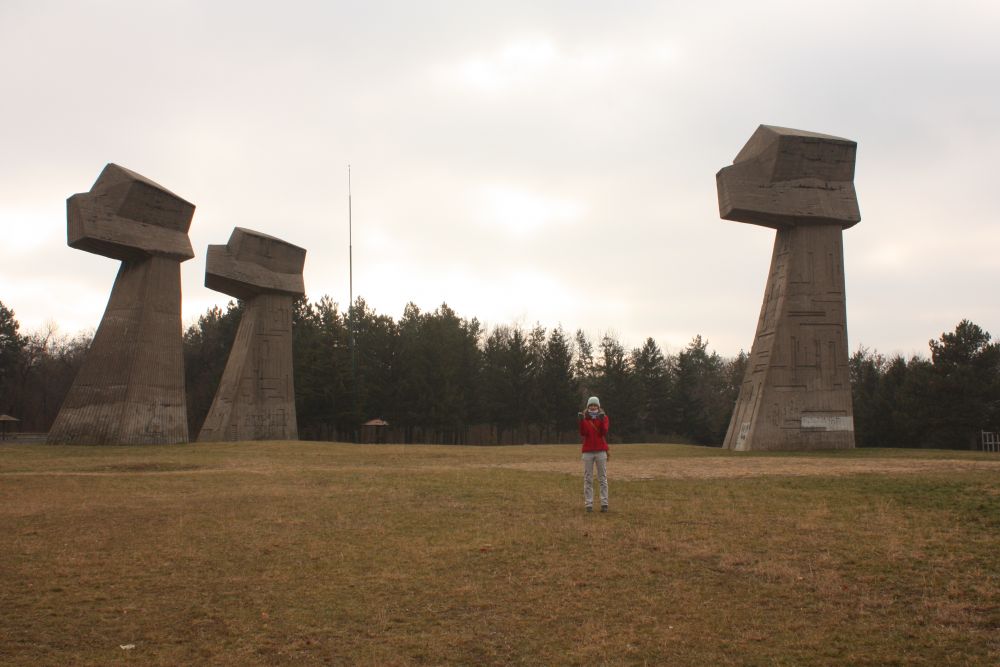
[197, 293, 298, 441]
[722, 226, 854, 451]
[47, 256, 189, 444]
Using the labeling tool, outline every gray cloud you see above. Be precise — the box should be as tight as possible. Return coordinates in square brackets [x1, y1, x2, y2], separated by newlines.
[2, 0, 998, 356]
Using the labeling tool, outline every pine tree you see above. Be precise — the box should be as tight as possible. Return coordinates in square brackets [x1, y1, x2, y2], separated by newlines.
[391, 303, 430, 443]
[595, 332, 638, 441]
[675, 335, 730, 444]
[925, 320, 1000, 448]
[292, 296, 353, 440]
[183, 300, 243, 434]
[631, 337, 672, 440]
[539, 326, 577, 442]
[572, 329, 595, 402]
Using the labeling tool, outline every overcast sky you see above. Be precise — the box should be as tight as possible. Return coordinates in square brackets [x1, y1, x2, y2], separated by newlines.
[1, 0, 998, 358]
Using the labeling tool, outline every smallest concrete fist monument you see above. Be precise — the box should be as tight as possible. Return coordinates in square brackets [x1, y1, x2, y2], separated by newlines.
[48, 164, 194, 445]
[197, 228, 306, 442]
[717, 125, 861, 451]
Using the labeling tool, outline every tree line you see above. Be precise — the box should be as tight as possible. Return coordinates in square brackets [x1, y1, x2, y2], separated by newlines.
[850, 319, 1000, 449]
[183, 297, 745, 444]
[2, 298, 997, 448]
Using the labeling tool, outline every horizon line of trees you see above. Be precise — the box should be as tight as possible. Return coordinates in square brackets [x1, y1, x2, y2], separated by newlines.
[2, 297, 998, 448]
[183, 297, 745, 445]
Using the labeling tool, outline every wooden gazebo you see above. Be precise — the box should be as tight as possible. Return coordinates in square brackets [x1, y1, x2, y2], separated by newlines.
[360, 418, 390, 444]
[0, 414, 20, 441]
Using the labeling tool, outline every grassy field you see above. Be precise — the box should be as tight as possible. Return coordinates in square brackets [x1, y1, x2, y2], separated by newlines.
[1, 442, 998, 666]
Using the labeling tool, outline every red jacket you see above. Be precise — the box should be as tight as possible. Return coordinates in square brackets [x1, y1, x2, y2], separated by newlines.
[579, 414, 610, 452]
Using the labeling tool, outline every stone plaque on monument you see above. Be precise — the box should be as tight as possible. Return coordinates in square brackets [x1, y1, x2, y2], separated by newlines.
[717, 125, 861, 451]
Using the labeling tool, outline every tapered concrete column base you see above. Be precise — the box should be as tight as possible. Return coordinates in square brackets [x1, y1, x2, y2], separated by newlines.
[197, 293, 298, 442]
[47, 256, 189, 444]
[722, 226, 854, 451]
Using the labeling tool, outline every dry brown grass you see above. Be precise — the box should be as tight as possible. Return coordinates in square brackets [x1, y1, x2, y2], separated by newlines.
[484, 456, 1000, 480]
[1, 442, 998, 665]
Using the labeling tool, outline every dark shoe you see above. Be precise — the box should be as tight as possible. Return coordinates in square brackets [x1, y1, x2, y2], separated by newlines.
[600, 506, 609, 513]
[585, 506, 593, 513]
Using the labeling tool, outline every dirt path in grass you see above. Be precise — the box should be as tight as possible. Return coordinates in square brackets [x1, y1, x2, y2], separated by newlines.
[485, 457, 1000, 480]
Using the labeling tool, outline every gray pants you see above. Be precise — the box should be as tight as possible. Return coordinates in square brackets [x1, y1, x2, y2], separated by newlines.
[582, 451, 608, 508]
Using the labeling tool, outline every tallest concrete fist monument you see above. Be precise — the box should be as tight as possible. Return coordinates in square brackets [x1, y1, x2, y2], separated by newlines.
[717, 126, 860, 451]
[47, 164, 194, 444]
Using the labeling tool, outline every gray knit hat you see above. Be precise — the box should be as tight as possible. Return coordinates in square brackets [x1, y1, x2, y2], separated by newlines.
[587, 396, 601, 408]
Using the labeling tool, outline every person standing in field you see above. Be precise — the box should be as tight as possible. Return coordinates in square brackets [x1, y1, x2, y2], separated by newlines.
[578, 396, 610, 513]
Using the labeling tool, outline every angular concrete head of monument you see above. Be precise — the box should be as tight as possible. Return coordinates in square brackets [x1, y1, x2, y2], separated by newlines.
[67, 163, 195, 262]
[198, 228, 306, 443]
[716, 125, 860, 452]
[716, 124, 860, 229]
[48, 164, 195, 445]
[204, 227, 305, 300]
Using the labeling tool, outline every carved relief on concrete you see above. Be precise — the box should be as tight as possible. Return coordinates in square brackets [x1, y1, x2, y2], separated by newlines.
[717, 125, 861, 451]
[197, 228, 305, 442]
[47, 164, 194, 444]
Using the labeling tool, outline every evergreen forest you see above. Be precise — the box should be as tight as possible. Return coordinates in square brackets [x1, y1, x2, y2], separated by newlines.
[1, 298, 997, 448]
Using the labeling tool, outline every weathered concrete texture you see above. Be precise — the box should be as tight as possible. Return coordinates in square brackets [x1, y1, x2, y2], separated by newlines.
[48, 164, 194, 445]
[717, 125, 860, 230]
[197, 228, 305, 442]
[717, 126, 860, 451]
[67, 164, 195, 261]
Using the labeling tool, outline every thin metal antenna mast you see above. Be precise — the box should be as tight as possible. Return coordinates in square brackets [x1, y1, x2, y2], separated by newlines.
[348, 164, 353, 317]
[348, 165, 357, 440]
